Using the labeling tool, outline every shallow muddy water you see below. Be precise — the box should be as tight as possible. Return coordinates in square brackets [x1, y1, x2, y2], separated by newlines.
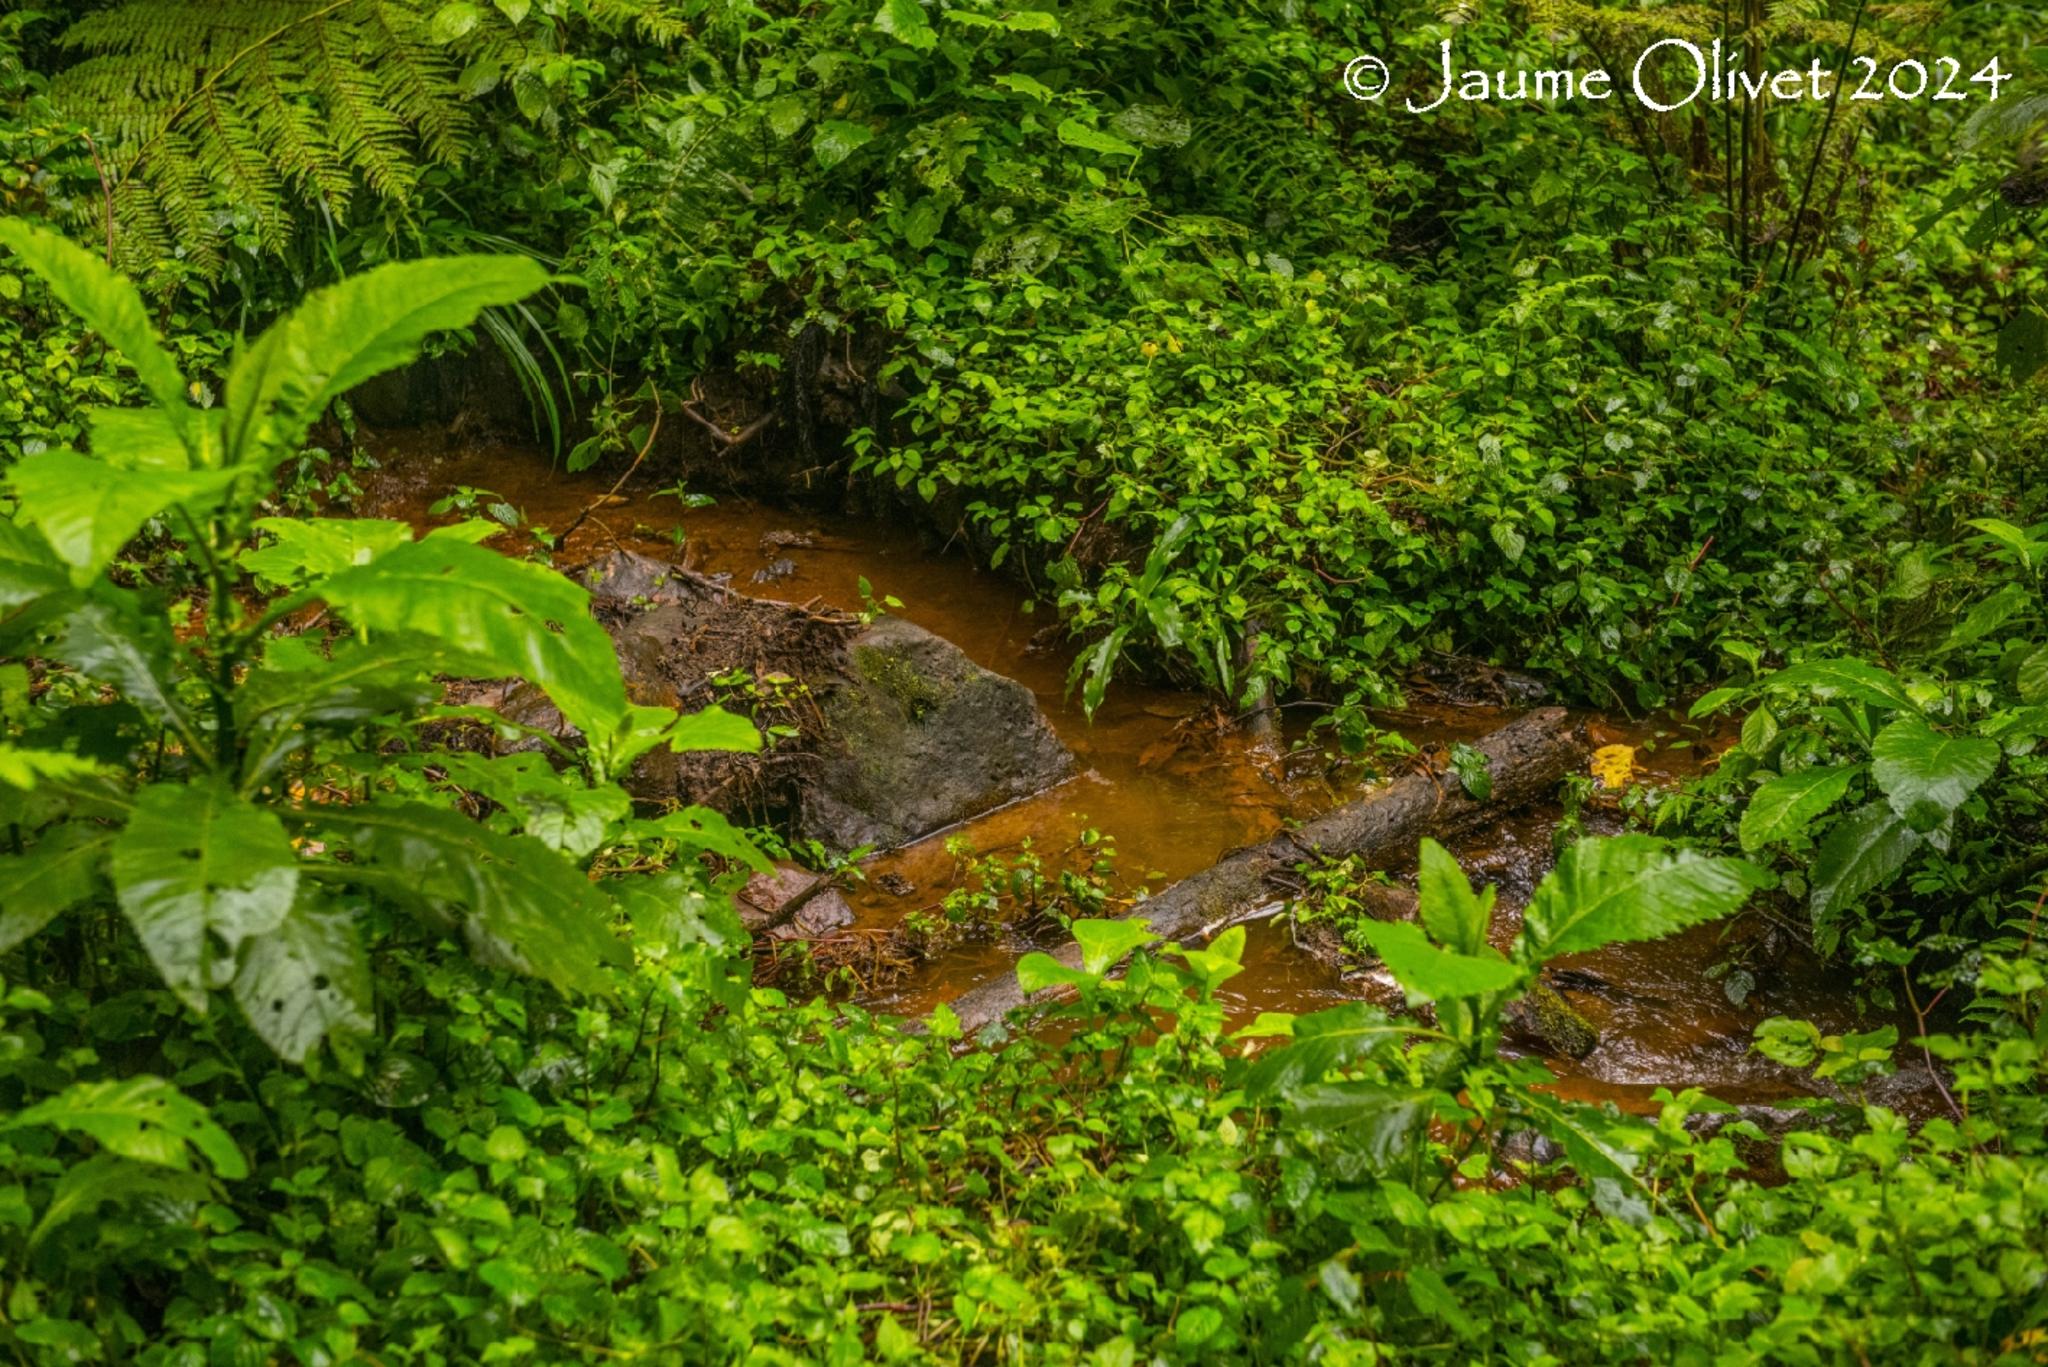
[357, 431, 1905, 1110]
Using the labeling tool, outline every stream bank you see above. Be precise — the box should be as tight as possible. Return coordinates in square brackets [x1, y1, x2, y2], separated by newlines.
[356, 430, 1922, 1113]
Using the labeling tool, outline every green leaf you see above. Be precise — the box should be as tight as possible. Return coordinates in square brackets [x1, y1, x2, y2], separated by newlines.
[1995, 307, 2048, 385]
[1015, 951, 1091, 994]
[1243, 1002, 1405, 1101]
[0, 825, 110, 953]
[1416, 838, 1493, 956]
[231, 894, 373, 1063]
[1869, 716, 2001, 829]
[1521, 836, 1769, 960]
[112, 782, 300, 1011]
[1448, 741, 1493, 801]
[1056, 118, 1140, 158]
[315, 538, 628, 741]
[632, 805, 772, 873]
[87, 405, 199, 470]
[46, 592, 198, 742]
[1944, 583, 2031, 652]
[5, 451, 240, 583]
[1808, 802, 1922, 928]
[1356, 918, 1523, 1003]
[874, 0, 935, 48]
[1514, 1089, 1653, 1197]
[1073, 918, 1155, 975]
[1966, 518, 2045, 573]
[946, 8, 1059, 33]
[0, 518, 68, 614]
[0, 219, 190, 417]
[0, 745, 108, 792]
[311, 802, 627, 996]
[2017, 644, 2048, 706]
[226, 255, 549, 462]
[813, 120, 874, 169]
[431, 0, 484, 40]
[1284, 1082, 1437, 1170]
[666, 705, 765, 753]
[7, 1076, 247, 1178]
[240, 517, 417, 589]
[1738, 765, 1860, 852]
[29, 1152, 208, 1249]
[1765, 658, 1919, 713]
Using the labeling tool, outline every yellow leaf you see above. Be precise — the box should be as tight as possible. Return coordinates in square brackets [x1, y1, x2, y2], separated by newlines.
[1590, 744, 1636, 791]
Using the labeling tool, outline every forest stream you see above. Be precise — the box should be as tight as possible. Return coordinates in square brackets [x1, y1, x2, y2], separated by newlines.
[360, 431, 1913, 1115]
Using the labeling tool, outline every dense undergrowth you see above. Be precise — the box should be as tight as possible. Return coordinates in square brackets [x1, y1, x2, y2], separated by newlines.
[1, 1, 2046, 1362]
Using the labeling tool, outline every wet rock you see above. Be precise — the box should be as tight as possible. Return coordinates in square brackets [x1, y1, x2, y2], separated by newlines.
[490, 550, 1075, 855]
[758, 529, 817, 554]
[738, 863, 855, 940]
[876, 872, 916, 897]
[802, 615, 1075, 851]
[752, 557, 798, 585]
[1502, 982, 1600, 1061]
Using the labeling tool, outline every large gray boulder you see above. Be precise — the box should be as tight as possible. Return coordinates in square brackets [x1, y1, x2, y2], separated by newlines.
[487, 550, 1075, 854]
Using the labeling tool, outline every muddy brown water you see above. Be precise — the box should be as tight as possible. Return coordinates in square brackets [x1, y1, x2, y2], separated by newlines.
[356, 432, 1907, 1111]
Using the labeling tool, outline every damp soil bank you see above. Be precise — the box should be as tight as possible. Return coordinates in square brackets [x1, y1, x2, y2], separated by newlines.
[356, 430, 1910, 1112]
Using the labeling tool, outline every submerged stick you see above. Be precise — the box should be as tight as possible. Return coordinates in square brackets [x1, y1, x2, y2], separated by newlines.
[940, 707, 1588, 1035]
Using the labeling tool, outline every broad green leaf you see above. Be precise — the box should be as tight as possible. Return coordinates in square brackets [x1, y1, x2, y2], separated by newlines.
[1416, 838, 1494, 955]
[430, 0, 484, 40]
[226, 255, 549, 461]
[1521, 835, 1770, 960]
[1015, 950, 1091, 995]
[1945, 583, 2031, 651]
[1967, 517, 2046, 572]
[315, 538, 629, 741]
[1687, 686, 1745, 719]
[1514, 1089, 1653, 1197]
[0, 825, 110, 953]
[0, 745, 108, 791]
[0, 519, 68, 613]
[1739, 765, 1860, 852]
[29, 1152, 209, 1249]
[6, 1076, 247, 1178]
[1356, 917, 1523, 1003]
[47, 592, 201, 747]
[2018, 644, 2048, 705]
[240, 517, 417, 589]
[1057, 118, 1140, 158]
[6, 451, 241, 583]
[1177, 924, 1246, 993]
[1284, 1082, 1437, 1171]
[631, 805, 773, 873]
[1869, 716, 2001, 829]
[874, 0, 935, 48]
[813, 120, 874, 169]
[1808, 802, 1922, 928]
[1243, 1002, 1405, 1101]
[112, 781, 300, 1010]
[311, 802, 627, 995]
[946, 8, 1059, 32]
[430, 751, 630, 858]
[86, 405, 196, 470]
[235, 637, 443, 786]
[665, 705, 765, 753]
[1765, 658, 1918, 713]
[231, 894, 373, 1063]
[1073, 917, 1155, 975]
[0, 219, 190, 417]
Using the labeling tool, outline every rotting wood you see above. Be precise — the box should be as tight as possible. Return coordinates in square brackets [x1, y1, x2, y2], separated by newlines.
[939, 706, 1589, 1035]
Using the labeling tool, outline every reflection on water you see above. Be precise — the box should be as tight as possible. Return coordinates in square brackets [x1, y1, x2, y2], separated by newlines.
[358, 431, 1903, 1110]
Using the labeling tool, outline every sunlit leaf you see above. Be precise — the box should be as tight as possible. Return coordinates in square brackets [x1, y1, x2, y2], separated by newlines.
[1521, 836, 1769, 960]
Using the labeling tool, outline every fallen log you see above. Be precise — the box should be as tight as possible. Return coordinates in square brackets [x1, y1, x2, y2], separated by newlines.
[941, 706, 1589, 1035]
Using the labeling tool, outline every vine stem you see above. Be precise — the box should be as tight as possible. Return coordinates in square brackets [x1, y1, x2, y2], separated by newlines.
[1775, 0, 1871, 289]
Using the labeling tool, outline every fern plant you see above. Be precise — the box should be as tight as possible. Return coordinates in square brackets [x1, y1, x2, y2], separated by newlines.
[44, 0, 684, 281]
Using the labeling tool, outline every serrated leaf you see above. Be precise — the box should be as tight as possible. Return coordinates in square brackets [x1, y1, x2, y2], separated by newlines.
[1869, 716, 2001, 829]
[1415, 838, 1493, 956]
[1739, 765, 1859, 852]
[311, 802, 627, 995]
[1357, 917, 1523, 1003]
[1521, 835, 1769, 959]
[1808, 802, 1921, 927]
[0, 825, 110, 953]
[231, 894, 373, 1063]
[7, 1076, 247, 1178]
[1765, 658, 1918, 713]
[113, 782, 300, 1010]
[315, 538, 628, 741]
[0, 219, 190, 418]
[6, 451, 240, 583]
[1243, 1002, 1404, 1101]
